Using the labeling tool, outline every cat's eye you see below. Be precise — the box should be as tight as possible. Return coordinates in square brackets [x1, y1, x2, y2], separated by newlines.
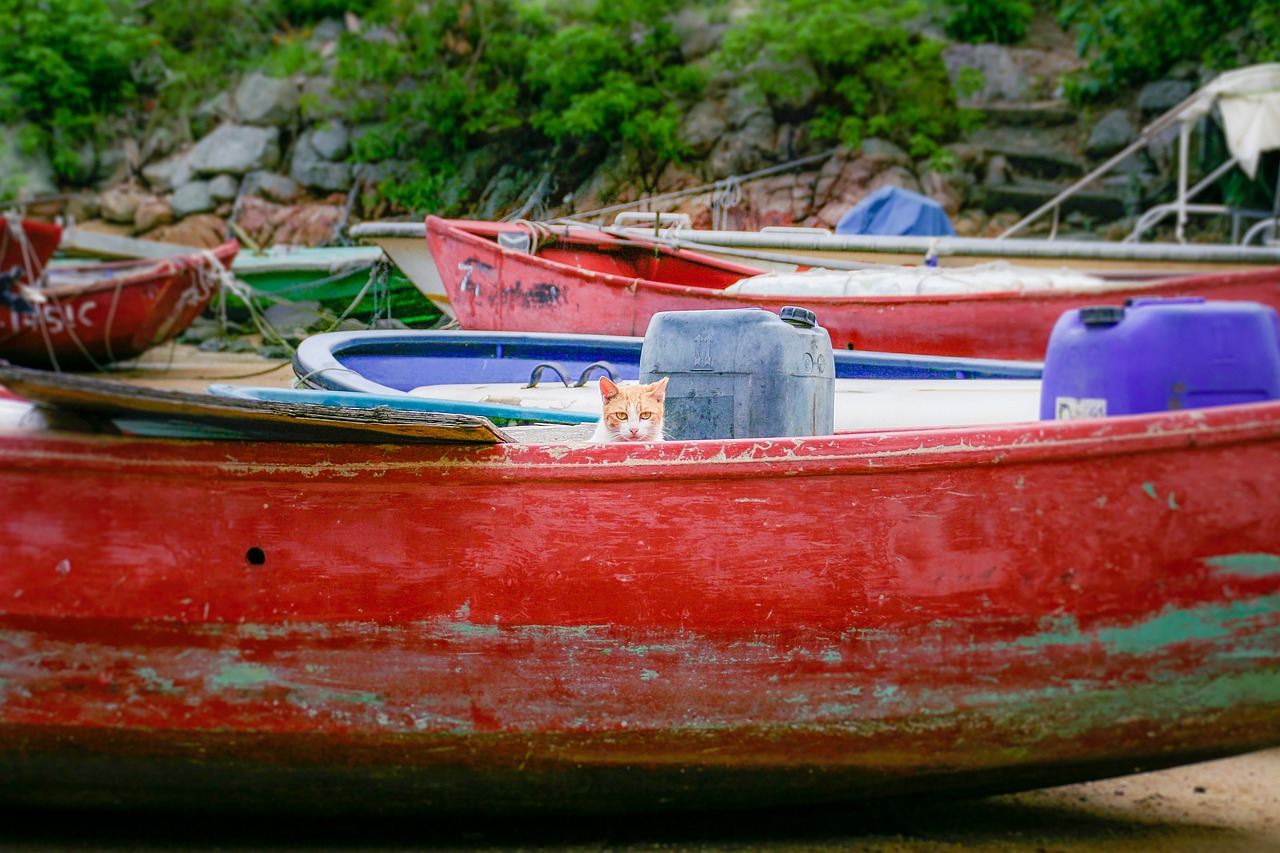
[640, 412, 652, 420]
[613, 412, 628, 421]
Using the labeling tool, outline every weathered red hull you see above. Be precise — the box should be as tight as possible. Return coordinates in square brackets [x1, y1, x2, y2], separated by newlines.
[0, 240, 237, 369]
[0, 216, 61, 283]
[0, 397, 1278, 813]
[429, 216, 1280, 360]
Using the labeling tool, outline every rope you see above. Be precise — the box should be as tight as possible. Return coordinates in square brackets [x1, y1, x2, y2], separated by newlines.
[711, 177, 743, 231]
[292, 365, 362, 389]
[560, 148, 837, 223]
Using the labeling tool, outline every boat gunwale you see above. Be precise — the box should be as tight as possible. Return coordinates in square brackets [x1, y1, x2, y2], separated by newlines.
[436, 216, 1280, 306]
[1, 397, 1276, 484]
[39, 240, 238, 299]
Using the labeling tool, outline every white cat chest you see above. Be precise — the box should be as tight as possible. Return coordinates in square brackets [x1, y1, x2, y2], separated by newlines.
[639, 307, 836, 440]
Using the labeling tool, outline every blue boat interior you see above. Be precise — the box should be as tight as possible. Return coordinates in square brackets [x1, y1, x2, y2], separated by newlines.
[308, 333, 1042, 395]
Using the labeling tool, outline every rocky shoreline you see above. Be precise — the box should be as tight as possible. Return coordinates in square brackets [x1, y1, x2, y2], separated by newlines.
[5, 12, 1218, 253]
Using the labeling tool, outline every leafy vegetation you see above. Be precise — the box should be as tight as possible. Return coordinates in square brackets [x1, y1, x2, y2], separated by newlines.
[0, 0, 154, 178]
[9, 0, 1280, 212]
[1055, 0, 1279, 103]
[333, 0, 705, 213]
[717, 0, 970, 161]
[946, 0, 1034, 45]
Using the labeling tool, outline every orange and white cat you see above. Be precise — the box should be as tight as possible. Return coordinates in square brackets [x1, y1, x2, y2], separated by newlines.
[589, 376, 669, 443]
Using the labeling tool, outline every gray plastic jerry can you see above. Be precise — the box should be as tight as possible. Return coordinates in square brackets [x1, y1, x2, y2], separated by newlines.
[639, 307, 835, 440]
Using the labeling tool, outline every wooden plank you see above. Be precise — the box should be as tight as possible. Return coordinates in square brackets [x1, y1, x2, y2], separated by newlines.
[0, 365, 511, 444]
[59, 227, 197, 260]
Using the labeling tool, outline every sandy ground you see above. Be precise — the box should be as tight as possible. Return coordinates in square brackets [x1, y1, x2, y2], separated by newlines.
[78, 339, 301, 394]
[9, 342, 1275, 852]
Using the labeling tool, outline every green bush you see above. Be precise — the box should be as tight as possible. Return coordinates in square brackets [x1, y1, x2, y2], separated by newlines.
[0, 0, 157, 178]
[717, 0, 971, 160]
[334, 0, 706, 214]
[945, 0, 1034, 44]
[1057, 0, 1256, 102]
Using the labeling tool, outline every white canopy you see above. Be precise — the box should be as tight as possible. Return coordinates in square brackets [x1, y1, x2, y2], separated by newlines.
[1178, 63, 1280, 178]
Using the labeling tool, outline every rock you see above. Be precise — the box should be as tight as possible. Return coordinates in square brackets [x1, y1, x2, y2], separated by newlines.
[814, 149, 874, 203]
[742, 174, 809, 227]
[353, 159, 411, 188]
[94, 146, 129, 188]
[244, 171, 304, 204]
[260, 300, 342, 340]
[190, 124, 281, 176]
[233, 72, 300, 127]
[190, 93, 232, 140]
[943, 44, 1031, 103]
[291, 129, 353, 193]
[707, 109, 777, 177]
[309, 121, 350, 161]
[133, 196, 173, 233]
[868, 165, 923, 196]
[171, 181, 215, 218]
[984, 153, 1012, 186]
[65, 193, 101, 223]
[1087, 109, 1136, 158]
[142, 150, 196, 193]
[919, 167, 971, 217]
[681, 99, 728, 157]
[140, 213, 228, 248]
[671, 7, 728, 62]
[858, 138, 912, 170]
[1138, 79, 1194, 115]
[273, 200, 346, 246]
[99, 185, 146, 224]
[178, 316, 230, 345]
[141, 127, 179, 165]
[208, 174, 241, 203]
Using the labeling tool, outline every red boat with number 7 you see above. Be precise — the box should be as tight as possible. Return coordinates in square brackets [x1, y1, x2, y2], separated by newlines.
[0, 351, 1277, 814]
[427, 215, 1280, 360]
[0, 239, 238, 369]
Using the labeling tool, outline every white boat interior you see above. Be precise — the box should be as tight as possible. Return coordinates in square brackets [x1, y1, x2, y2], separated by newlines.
[411, 377, 1044, 432]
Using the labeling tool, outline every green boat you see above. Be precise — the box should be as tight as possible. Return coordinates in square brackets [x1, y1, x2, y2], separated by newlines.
[230, 245, 441, 328]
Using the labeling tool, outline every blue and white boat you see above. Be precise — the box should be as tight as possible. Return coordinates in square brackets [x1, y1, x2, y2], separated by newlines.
[268, 328, 1045, 430]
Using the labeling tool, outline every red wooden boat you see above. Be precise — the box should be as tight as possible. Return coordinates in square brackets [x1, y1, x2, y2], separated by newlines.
[0, 239, 238, 369]
[0, 215, 61, 284]
[0, 366, 1277, 814]
[428, 215, 1280, 360]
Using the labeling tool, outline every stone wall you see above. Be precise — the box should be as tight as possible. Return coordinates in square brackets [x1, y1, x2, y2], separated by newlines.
[4, 12, 1215, 247]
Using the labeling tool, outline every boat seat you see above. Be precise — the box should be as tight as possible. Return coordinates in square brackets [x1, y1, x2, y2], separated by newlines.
[504, 423, 597, 443]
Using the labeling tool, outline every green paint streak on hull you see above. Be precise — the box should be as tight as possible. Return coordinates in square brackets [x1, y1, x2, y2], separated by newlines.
[1207, 553, 1280, 577]
[209, 662, 275, 690]
[1009, 596, 1280, 657]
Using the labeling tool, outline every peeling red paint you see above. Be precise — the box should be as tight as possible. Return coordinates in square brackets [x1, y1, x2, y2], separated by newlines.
[0, 400, 1278, 812]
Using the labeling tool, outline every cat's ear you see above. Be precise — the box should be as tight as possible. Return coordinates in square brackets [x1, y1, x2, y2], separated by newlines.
[649, 376, 669, 402]
[599, 376, 620, 401]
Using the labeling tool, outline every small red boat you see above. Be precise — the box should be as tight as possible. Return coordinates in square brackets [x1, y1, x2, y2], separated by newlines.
[0, 215, 61, 285]
[0, 363, 1277, 814]
[428, 215, 1280, 360]
[0, 239, 238, 369]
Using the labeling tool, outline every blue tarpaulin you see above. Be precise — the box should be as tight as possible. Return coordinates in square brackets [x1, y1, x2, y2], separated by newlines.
[836, 186, 957, 237]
